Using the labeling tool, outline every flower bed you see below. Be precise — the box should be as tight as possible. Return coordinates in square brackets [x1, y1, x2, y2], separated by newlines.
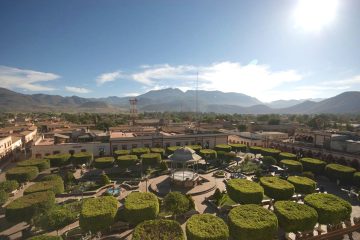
[227, 179, 263, 204]
[133, 219, 185, 240]
[186, 214, 229, 240]
[287, 176, 316, 194]
[260, 176, 295, 200]
[228, 204, 278, 240]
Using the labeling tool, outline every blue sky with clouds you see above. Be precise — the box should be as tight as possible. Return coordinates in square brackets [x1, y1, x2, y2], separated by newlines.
[0, 0, 359, 102]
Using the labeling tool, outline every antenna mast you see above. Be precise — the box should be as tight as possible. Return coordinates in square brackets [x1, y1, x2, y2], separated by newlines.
[129, 98, 138, 125]
[195, 71, 199, 132]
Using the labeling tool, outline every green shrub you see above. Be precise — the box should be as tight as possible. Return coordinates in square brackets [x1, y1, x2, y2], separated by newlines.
[5, 191, 55, 223]
[141, 153, 161, 166]
[114, 149, 130, 157]
[17, 159, 50, 172]
[302, 171, 315, 180]
[45, 154, 70, 167]
[6, 166, 39, 183]
[28, 235, 63, 240]
[35, 205, 78, 232]
[249, 146, 262, 155]
[167, 146, 181, 154]
[131, 147, 150, 157]
[79, 196, 119, 232]
[150, 148, 165, 155]
[214, 144, 231, 152]
[227, 179, 263, 204]
[279, 152, 297, 160]
[71, 152, 92, 165]
[99, 174, 111, 186]
[354, 172, 360, 187]
[186, 214, 229, 240]
[24, 178, 64, 195]
[93, 157, 114, 169]
[261, 156, 277, 167]
[287, 176, 316, 194]
[228, 204, 278, 240]
[300, 158, 326, 175]
[274, 201, 318, 232]
[325, 164, 356, 183]
[163, 192, 190, 217]
[0, 180, 19, 193]
[0, 190, 9, 205]
[185, 145, 202, 153]
[261, 148, 281, 158]
[280, 159, 303, 173]
[41, 174, 63, 182]
[116, 154, 138, 168]
[260, 176, 295, 200]
[133, 219, 185, 240]
[229, 144, 247, 152]
[199, 149, 217, 159]
[304, 193, 352, 224]
[124, 192, 159, 225]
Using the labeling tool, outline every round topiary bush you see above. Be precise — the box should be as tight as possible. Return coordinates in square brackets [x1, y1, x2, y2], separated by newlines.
[0, 180, 19, 193]
[167, 146, 181, 154]
[227, 179, 264, 204]
[115, 155, 138, 168]
[354, 172, 360, 187]
[304, 193, 352, 224]
[5, 191, 55, 223]
[185, 145, 202, 153]
[6, 166, 39, 183]
[24, 177, 64, 195]
[261, 156, 277, 167]
[279, 152, 297, 160]
[199, 149, 217, 159]
[186, 213, 229, 240]
[214, 144, 231, 152]
[229, 144, 247, 152]
[45, 154, 70, 167]
[17, 159, 50, 172]
[79, 196, 119, 233]
[261, 148, 281, 158]
[133, 219, 185, 240]
[93, 157, 114, 169]
[280, 159, 303, 173]
[124, 192, 159, 225]
[163, 191, 190, 217]
[228, 204, 278, 240]
[249, 146, 263, 155]
[131, 147, 150, 157]
[260, 176, 295, 200]
[150, 148, 165, 155]
[287, 176, 316, 194]
[71, 152, 92, 165]
[141, 153, 162, 166]
[274, 201, 318, 233]
[300, 158, 326, 175]
[325, 164, 356, 183]
[114, 149, 130, 157]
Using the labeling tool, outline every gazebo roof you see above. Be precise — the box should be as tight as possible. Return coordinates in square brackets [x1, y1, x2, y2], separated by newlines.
[169, 147, 202, 163]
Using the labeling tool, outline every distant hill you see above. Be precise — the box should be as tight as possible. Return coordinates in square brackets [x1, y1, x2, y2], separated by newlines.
[266, 98, 324, 108]
[1, 87, 360, 114]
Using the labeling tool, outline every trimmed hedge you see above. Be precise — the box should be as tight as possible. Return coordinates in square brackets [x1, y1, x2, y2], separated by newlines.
[114, 149, 130, 157]
[325, 164, 356, 183]
[45, 154, 70, 167]
[0, 180, 19, 193]
[71, 152, 92, 165]
[17, 159, 50, 172]
[24, 177, 64, 195]
[280, 159, 303, 173]
[260, 176, 295, 200]
[131, 147, 150, 157]
[133, 219, 185, 240]
[6, 166, 39, 183]
[287, 176, 316, 194]
[0, 190, 9, 205]
[214, 144, 231, 152]
[354, 172, 360, 187]
[300, 158, 326, 175]
[229, 144, 247, 152]
[150, 148, 165, 155]
[116, 155, 138, 168]
[249, 146, 262, 155]
[261, 156, 277, 166]
[186, 145, 202, 154]
[279, 152, 297, 160]
[163, 191, 190, 216]
[186, 214, 229, 240]
[274, 201, 318, 232]
[167, 146, 181, 154]
[124, 192, 159, 225]
[228, 204, 278, 240]
[28, 236, 63, 240]
[261, 148, 281, 158]
[141, 153, 161, 166]
[5, 191, 55, 223]
[199, 149, 217, 159]
[227, 179, 263, 204]
[79, 196, 119, 232]
[304, 193, 352, 224]
[93, 157, 114, 169]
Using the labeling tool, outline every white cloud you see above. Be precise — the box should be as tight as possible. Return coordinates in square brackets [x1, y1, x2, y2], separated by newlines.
[0, 65, 59, 91]
[323, 75, 360, 86]
[123, 92, 140, 97]
[65, 86, 92, 94]
[96, 71, 123, 85]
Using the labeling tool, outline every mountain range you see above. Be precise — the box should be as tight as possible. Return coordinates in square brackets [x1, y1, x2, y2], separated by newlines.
[0, 87, 359, 114]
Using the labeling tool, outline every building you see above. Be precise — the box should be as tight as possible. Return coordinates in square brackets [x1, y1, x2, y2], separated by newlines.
[0, 136, 12, 161]
[223, 130, 288, 148]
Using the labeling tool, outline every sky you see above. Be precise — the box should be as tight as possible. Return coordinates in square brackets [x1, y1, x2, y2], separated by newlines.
[0, 0, 360, 102]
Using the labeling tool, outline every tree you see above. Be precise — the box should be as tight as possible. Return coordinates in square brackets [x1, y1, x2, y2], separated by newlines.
[99, 174, 111, 186]
[35, 207, 77, 235]
[261, 156, 276, 168]
[163, 192, 190, 219]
